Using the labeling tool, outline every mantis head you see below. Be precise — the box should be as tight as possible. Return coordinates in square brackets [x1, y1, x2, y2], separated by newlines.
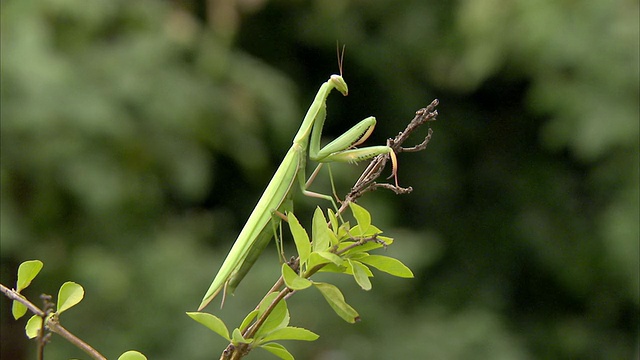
[330, 74, 349, 96]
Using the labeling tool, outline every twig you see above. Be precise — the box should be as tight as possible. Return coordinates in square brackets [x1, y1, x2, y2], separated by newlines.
[0, 283, 108, 360]
[343, 99, 439, 205]
[0, 283, 45, 316]
[38, 294, 54, 360]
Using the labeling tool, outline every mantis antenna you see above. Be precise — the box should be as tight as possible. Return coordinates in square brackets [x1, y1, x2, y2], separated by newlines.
[336, 42, 346, 78]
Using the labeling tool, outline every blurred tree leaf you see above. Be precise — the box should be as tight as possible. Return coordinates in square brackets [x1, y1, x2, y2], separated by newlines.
[56, 281, 84, 315]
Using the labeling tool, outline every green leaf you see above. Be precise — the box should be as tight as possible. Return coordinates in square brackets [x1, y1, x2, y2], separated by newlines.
[307, 250, 343, 270]
[56, 282, 84, 314]
[16, 260, 43, 292]
[341, 236, 393, 255]
[319, 258, 372, 277]
[25, 314, 42, 339]
[256, 293, 289, 338]
[231, 328, 247, 345]
[348, 259, 372, 290]
[117, 350, 148, 360]
[378, 235, 393, 246]
[260, 342, 294, 360]
[258, 292, 280, 318]
[281, 263, 312, 290]
[12, 300, 27, 320]
[306, 252, 331, 269]
[349, 202, 371, 236]
[316, 251, 344, 266]
[313, 282, 360, 323]
[349, 224, 382, 238]
[287, 212, 310, 266]
[186, 312, 230, 341]
[359, 255, 414, 278]
[238, 310, 259, 333]
[377, 236, 394, 245]
[347, 252, 369, 260]
[312, 208, 331, 252]
[316, 262, 348, 274]
[260, 326, 319, 343]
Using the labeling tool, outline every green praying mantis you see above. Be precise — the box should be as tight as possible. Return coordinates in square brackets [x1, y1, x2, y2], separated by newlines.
[198, 64, 399, 311]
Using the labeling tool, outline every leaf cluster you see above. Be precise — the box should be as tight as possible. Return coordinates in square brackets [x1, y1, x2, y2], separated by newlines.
[4, 260, 147, 360]
[189, 203, 414, 359]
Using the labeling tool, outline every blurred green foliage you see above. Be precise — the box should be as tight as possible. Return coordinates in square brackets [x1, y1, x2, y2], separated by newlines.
[1, 0, 637, 359]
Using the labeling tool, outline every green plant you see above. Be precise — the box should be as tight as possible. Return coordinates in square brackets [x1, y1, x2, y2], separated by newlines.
[1, 260, 147, 360]
[189, 102, 439, 359]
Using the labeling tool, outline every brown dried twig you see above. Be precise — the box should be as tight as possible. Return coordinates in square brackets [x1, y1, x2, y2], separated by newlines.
[340, 98, 439, 211]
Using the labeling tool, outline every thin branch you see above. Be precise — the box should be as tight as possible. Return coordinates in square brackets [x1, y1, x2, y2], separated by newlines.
[0, 283, 108, 360]
[46, 316, 107, 360]
[0, 283, 45, 317]
[38, 294, 54, 360]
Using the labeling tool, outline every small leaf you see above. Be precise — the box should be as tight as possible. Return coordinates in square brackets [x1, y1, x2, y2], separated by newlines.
[307, 252, 331, 269]
[25, 315, 42, 339]
[317, 262, 348, 274]
[256, 294, 289, 338]
[349, 224, 382, 238]
[349, 202, 371, 236]
[117, 350, 148, 360]
[313, 282, 360, 323]
[260, 342, 294, 360]
[16, 260, 43, 292]
[57, 282, 84, 314]
[260, 326, 319, 343]
[257, 292, 280, 318]
[319, 259, 372, 277]
[316, 251, 343, 266]
[12, 300, 27, 320]
[348, 253, 369, 260]
[238, 310, 259, 333]
[347, 259, 373, 276]
[378, 236, 394, 245]
[231, 328, 247, 345]
[312, 208, 331, 252]
[305, 251, 343, 271]
[341, 236, 393, 255]
[348, 260, 372, 290]
[359, 255, 414, 278]
[287, 212, 311, 266]
[186, 312, 230, 341]
[281, 263, 312, 290]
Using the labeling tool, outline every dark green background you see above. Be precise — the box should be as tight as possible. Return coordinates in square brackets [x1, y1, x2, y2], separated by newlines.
[2, 0, 638, 359]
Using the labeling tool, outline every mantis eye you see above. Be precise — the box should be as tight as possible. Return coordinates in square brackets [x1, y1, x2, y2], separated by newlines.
[330, 75, 349, 96]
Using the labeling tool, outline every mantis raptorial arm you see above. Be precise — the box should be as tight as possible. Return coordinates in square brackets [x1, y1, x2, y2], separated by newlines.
[198, 73, 398, 310]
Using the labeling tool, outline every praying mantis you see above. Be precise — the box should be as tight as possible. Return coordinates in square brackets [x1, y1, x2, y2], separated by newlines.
[198, 65, 398, 311]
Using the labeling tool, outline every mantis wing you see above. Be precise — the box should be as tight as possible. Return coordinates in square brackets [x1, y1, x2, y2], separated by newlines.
[198, 147, 301, 310]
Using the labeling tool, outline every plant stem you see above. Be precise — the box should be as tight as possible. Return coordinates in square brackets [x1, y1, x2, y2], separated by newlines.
[0, 283, 107, 360]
